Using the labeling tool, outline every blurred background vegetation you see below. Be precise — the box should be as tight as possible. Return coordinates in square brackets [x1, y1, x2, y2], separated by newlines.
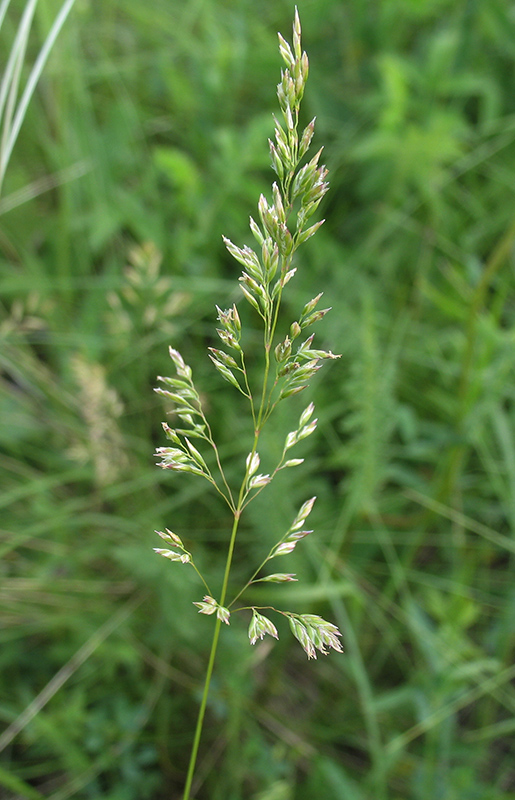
[1, 0, 515, 797]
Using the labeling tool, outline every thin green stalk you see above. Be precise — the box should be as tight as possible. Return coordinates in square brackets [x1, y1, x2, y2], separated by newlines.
[183, 485, 246, 800]
[182, 614, 223, 800]
[262, 282, 286, 422]
[254, 309, 274, 435]
[228, 547, 271, 610]
[239, 350, 256, 430]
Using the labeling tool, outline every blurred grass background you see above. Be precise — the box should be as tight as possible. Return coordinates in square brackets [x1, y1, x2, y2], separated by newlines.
[1, 0, 515, 797]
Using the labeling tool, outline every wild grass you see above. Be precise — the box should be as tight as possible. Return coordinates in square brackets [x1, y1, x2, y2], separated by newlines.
[1, 0, 515, 798]
[151, 13, 343, 796]
[0, 0, 78, 194]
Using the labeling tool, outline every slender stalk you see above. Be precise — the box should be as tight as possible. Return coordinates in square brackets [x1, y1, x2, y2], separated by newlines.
[182, 613, 223, 800]
[183, 494, 245, 800]
[196, 404, 235, 510]
[240, 349, 256, 429]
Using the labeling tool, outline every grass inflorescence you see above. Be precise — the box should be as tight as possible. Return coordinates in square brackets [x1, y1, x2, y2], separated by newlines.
[153, 12, 342, 795]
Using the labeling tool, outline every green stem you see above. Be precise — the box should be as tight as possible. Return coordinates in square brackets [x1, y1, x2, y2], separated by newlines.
[204, 424, 235, 510]
[189, 562, 212, 596]
[240, 349, 256, 429]
[182, 611, 222, 800]
[182, 495, 244, 799]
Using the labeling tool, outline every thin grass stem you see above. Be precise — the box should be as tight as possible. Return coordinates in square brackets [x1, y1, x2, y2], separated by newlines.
[182, 613, 223, 800]
[183, 492, 245, 800]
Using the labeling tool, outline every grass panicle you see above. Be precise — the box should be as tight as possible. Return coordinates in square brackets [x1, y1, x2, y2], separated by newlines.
[152, 9, 342, 797]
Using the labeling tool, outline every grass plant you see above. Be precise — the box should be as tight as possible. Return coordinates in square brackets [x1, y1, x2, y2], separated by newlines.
[0, 0, 78, 194]
[1, 0, 515, 798]
[152, 12, 343, 797]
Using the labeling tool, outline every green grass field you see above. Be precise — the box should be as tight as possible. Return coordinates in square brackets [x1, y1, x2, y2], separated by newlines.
[1, 0, 515, 798]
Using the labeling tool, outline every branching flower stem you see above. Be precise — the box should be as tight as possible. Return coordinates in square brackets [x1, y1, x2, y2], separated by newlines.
[203, 418, 236, 511]
[183, 305, 291, 794]
[154, 11, 342, 799]
[239, 350, 257, 430]
[182, 358, 292, 795]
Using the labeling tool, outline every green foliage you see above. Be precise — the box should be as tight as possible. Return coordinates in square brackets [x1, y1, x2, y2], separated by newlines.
[1, 0, 515, 798]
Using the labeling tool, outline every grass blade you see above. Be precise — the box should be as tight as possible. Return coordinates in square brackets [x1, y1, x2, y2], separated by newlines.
[0, 0, 77, 191]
